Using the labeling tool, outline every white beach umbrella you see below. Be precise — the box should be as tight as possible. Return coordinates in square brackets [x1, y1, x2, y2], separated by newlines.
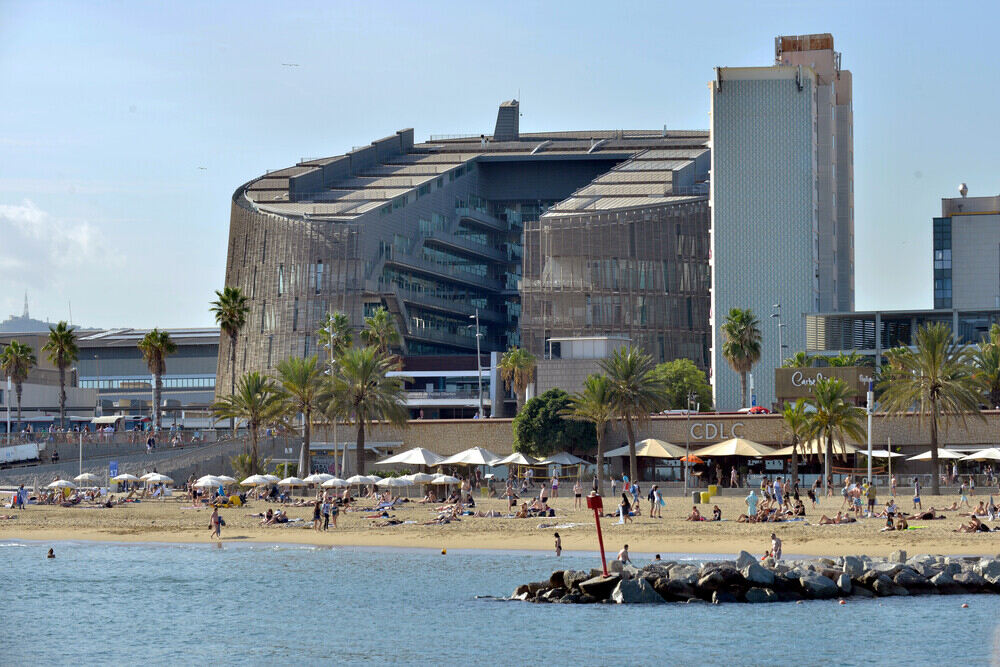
[193, 476, 224, 489]
[262, 474, 280, 483]
[436, 446, 500, 467]
[539, 451, 588, 466]
[111, 473, 140, 483]
[47, 479, 76, 489]
[345, 475, 368, 485]
[376, 477, 414, 488]
[907, 449, 967, 461]
[430, 474, 460, 485]
[321, 477, 349, 488]
[73, 473, 100, 484]
[303, 473, 334, 484]
[215, 475, 237, 484]
[144, 473, 174, 484]
[278, 476, 307, 487]
[240, 475, 270, 487]
[961, 448, 1000, 462]
[139, 472, 157, 481]
[402, 472, 436, 483]
[493, 452, 538, 466]
[375, 447, 445, 467]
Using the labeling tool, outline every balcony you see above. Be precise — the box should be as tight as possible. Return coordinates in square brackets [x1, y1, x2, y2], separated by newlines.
[404, 325, 480, 351]
[385, 253, 504, 291]
[455, 207, 507, 232]
[421, 230, 508, 263]
[367, 279, 506, 323]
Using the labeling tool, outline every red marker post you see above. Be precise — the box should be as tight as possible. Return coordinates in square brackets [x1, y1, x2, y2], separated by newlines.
[586, 492, 608, 576]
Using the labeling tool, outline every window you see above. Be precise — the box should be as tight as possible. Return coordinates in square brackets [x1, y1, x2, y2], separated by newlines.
[277, 264, 284, 296]
[251, 267, 257, 298]
[315, 260, 324, 294]
[292, 297, 299, 331]
[303, 334, 310, 357]
[260, 301, 266, 333]
[261, 230, 267, 262]
[267, 336, 274, 367]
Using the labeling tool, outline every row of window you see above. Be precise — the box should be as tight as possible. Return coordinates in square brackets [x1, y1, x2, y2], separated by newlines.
[80, 377, 216, 390]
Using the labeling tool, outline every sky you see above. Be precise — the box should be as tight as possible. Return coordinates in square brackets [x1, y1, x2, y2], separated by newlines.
[2, 0, 999, 329]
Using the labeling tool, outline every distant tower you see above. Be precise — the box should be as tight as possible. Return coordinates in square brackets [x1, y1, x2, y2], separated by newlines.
[22, 292, 28, 319]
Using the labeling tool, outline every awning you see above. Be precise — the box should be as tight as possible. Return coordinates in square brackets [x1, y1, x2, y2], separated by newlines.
[91, 416, 123, 424]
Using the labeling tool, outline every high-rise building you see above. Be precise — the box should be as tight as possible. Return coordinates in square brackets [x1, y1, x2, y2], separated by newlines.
[710, 33, 853, 409]
[934, 189, 1000, 310]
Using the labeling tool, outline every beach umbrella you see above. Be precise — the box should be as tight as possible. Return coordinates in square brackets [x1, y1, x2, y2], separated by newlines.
[376, 477, 414, 488]
[215, 475, 237, 484]
[679, 454, 705, 464]
[539, 451, 589, 465]
[74, 473, 100, 484]
[303, 473, 334, 484]
[961, 448, 1000, 462]
[321, 477, 349, 488]
[907, 449, 966, 461]
[493, 452, 538, 466]
[857, 450, 905, 459]
[111, 473, 140, 483]
[430, 474, 460, 485]
[603, 439, 685, 459]
[262, 474, 280, 483]
[694, 438, 778, 458]
[436, 446, 500, 467]
[401, 472, 436, 483]
[193, 476, 224, 489]
[240, 475, 270, 486]
[345, 475, 368, 485]
[139, 472, 157, 481]
[278, 476, 306, 487]
[771, 438, 858, 457]
[47, 479, 76, 489]
[375, 447, 445, 467]
[144, 473, 173, 484]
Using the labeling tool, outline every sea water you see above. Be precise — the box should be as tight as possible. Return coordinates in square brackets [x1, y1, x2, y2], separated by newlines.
[4, 540, 1000, 666]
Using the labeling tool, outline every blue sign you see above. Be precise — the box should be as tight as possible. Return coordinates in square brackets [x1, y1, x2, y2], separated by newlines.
[751, 393, 757, 407]
[109, 461, 118, 477]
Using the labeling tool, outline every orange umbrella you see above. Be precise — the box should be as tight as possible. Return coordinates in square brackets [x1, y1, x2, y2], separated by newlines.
[679, 454, 704, 464]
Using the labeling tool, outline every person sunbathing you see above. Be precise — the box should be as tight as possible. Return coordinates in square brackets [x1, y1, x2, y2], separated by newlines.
[960, 501, 988, 517]
[793, 500, 806, 517]
[686, 506, 705, 521]
[931, 502, 959, 512]
[818, 512, 856, 525]
[266, 510, 289, 524]
[955, 516, 991, 533]
[372, 518, 402, 527]
[260, 509, 274, 524]
[895, 515, 909, 530]
[907, 509, 943, 520]
[711, 505, 722, 521]
[881, 516, 896, 532]
[418, 491, 438, 504]
[516, 502, 529, 519]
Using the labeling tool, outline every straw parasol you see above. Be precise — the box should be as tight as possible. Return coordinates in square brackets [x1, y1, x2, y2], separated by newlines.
[907, 449, 966, 461]
[603, 439, 686, 459]
[693, 438, 778, 458]
[961, 448, 1000, 462]
[770, 438, 859, 457]
[435, 446, 500, 467]
[375, 447, 445, 467]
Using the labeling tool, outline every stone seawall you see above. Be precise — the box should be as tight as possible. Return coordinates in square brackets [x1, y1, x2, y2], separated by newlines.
[511, 550, 1000, 604]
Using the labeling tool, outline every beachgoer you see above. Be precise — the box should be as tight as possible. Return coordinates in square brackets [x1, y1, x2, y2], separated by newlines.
[618, 493, 632, 524]
[592, 474, 599, 494]
[770, 533, 782, 560]
[890, 475, 897, 498]
[960, 482, 971, 509]
[550, 475, 559, 498]
[617, 544, 631, 564]
[913, 478, 922, 510]
[539, 483, 549, 505]
[969, 475, 976, 496]
[730, 466, 739, 489]
[686, 506, 703, 521]
[554, 532, 561, 557]
[209, 507, 221, 539]
[711, 505, 722, 521]
[866, 481, 877, 516]
[745, 489, 758, 521]
[611, 477, 617, 497]
[652, 485, 664, 519]
[573, 480, 582, 510]
[47, 548, 55, 559]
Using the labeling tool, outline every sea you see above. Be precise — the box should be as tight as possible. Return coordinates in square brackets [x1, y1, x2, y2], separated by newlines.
[4, 540, 1000, 666]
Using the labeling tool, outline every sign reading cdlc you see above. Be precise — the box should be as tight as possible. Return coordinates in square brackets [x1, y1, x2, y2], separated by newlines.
[689, 422, 744, 440]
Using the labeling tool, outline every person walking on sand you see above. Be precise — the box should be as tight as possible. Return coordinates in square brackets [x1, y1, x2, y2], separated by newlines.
[730, 466, 738, 489]
[890, 474, 897, 498]
[652, 485, 664, 519]
[554, 532, 562, 556]
[312, 500, 322, 530]
[770, 533, 782, 561]
[960, 481, 971, 509]
[913, 477, 922, 510]
[209, 507, 221, 539]
[617, 544, 631, 564]
[322, 497, 331, 531]
[573, 480, 582, 509]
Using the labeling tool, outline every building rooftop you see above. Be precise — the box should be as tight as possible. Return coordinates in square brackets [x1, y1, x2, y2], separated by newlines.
[76, 328, 220, 347]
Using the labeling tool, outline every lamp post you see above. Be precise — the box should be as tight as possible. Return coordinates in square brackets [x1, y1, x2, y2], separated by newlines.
[771, 304, 786, 366]
[323, 320, 338, 476]
[468, 310, 484, 418]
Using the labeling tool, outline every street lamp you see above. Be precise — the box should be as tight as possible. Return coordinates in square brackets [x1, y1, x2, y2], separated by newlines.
[468, 310, 484, 418]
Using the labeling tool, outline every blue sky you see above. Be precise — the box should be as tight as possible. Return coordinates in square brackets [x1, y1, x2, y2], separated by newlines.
[2, 1, 998, 328]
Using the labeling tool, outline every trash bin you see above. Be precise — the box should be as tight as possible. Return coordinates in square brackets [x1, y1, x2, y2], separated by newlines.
[708, 484, 719, 498]
[692, 491, 701, 504]
[700, 491, 711, 504]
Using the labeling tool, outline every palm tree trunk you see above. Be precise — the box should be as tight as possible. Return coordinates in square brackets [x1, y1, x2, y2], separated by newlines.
[739, 371, 748, 409]
[303, 406, 311, 475]
[595, 424, 605, 496]
[356, 422, 366, 475]
[250, 425, 259, 475]
[153, 372, 162, 431]
[930, 399, 940, 495]
[58, 363, 66, 429]
[624, 415, 638, 482]
[791, 439, 799, 488]
[824, 432, 832, 494]
[516, 390, 525, 415]
[15, 383, 22, 425]
[229, 335, 237, 431]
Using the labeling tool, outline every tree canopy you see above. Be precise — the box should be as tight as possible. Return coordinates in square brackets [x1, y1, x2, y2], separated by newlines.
[654, 358, 712, 410]
[512, 388, 596, 458]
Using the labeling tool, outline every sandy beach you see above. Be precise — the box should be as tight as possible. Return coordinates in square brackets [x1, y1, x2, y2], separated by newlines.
[4, 491, 1000, 557]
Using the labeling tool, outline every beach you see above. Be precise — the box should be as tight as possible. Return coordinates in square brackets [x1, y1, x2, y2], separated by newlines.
[4, 491, 999, 557]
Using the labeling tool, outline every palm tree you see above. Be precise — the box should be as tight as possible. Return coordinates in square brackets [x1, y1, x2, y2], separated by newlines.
[807, 377, 866, 493]
[720, 308, 762, 408]
[562, 374, 615, 495]
[827, 350, 870, 367]
[0, 340, 36, 426]
[275, 356, 324, 476]
[361, 307, 400, 356]
[211, 371, 284, 475]
[318, 310, 353, 360]
[137, 329, 177, 431]
[499, 347, 537, 415]
[210, 286, 250, 402]
[601, 347, 669, 482]
[972, 324, 1000, 409]
[324, 346, 408, 475]
[781, 351, 814, 368]
[878, 323, 985, 494]
[42, 321, 78, 428]
[780, 398, 810, 487]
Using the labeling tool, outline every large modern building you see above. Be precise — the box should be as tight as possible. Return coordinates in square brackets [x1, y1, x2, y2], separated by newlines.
[934, 188, 1000, 309]
[221, 101, 712, 398]
[710, 33, 854, 409]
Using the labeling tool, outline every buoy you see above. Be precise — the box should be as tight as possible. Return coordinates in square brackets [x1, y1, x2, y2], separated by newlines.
[962, 603, 969, 608]
[441, 548, 447, 555]
[839, 599, 846, 605]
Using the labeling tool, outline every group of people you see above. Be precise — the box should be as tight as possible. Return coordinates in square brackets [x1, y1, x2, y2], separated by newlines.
[737, 488, 806, 523]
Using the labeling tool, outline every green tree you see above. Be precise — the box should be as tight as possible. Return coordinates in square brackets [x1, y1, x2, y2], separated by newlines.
[211, 371, 284, 475]
[807, 377, 866, 493]
[781, 351, 814, 368]
[137, 329, 177, 431]
[562, 374, 615, 495]
[0, 340, 36, 426]
[318, 310, 353, 359]
[361, 307, 400, 356]
[42, 321, 78, 428]
[324, 345, 408, 475]
[513, 388, 596, 459]
[878, 323, 985, 494]
[601, 347, 669, 482]
[231, 452, 273, 480]
[720, 308, 761, 408]
[827, 350, 871, 367]
[780, 398, 810, 487]
[499, 347, 537, 415]
[971, 323, 1000, 409]
[210, 286, 250, 403]
[654, 358, 712, 410]
[275, 355, 324, 476]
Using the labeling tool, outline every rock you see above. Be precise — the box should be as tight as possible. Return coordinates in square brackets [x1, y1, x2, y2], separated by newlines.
[712, 590, 739, 604]
[512, 591, 530, 601]
[542, 587, 565, 600]
[954, 571, 988, 591]
[940, 562, 962, 576]
[654, 578, 697, 602]
[851, 586, 875, 599]
[558, 593, 580, 604]
[976, 558, 1000, 584]
[799, 573, 840, 599]
[697, 570, 725, 591]
[742, 562, 775, 587]
[579, 574, 620, 600]
[669, 565, 700, 585]
[608, 560, 624, 574]
[549, 571, 566, 589]
[514, 584, 530, 597]
[717, 566, 745, 587]
[889, 550, 907, 563]
[837, 573, 852, 594]
[763, 557, 776, 569]
[770, 574, 795, 592]
[745, 587, 778, 603]
[818, 558, 837, 568]
[872, 574, 908, 596]
[776, 590, 804, 602]
[562, 570, 590, 591]
[908, 554, 936, 567]
[612, 577, 664, 604]
[622, 564, 641, 581]
[784, 567, 805, 581]
[872, 562, 904, 578]
[577, 594, 599, 604]
[930, 571, 955, 587]
[686, 597, 708, 604]
[736, 550, 757, 570]
[842, 556, 864, 577]
[894, 568, 930, 589]
[526, 581, 548, 595]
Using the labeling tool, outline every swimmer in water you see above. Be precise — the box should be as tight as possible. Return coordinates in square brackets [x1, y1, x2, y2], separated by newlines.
[47, 548, 55, 559]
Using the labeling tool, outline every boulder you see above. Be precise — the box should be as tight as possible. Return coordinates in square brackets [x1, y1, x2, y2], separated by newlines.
[842, 556, 864, 577]
[622, 564, 641, 581]
[837, 573, 852, 594]
[542, 587, 565, 601]
[686, 597, 708, 604]
[889, 549, 908, 564]
[579, 574, 621, 600]
[770, 574, 795, 592]
[799, 573, 840, 599]
[954, 571, 988, 592]
[562, 570, 590, 591]
[930, 571, 955, 587]
[608, 560, 624, 574]
[745, 587, 778, 603]
[851, 586, 875, 599]
[526, 581, 548, 596]
[716, 566, 745, 588]
[776, 590, 804, 602]
[742, 562, 775, 587]
[712, 590, 739, 604]
[872, 562, 904, 577]
[939, 562, 962, 576]
[612, 577, 663, 604]
[893, 568, 930, 589]
[669, 565, 700, 586]
[549, 571, 566, 589]
[872, 574, 909, 596]
[654, 578, 697, 602]
[577, 594, 599, 604]
[697, 570, 725, 591]
[736, 550, 757, 570]
[514, 584, 530, 598]
[818, 557, 837, 568]
[976, 558, 1000, 584]
[558, 593, 580, 604]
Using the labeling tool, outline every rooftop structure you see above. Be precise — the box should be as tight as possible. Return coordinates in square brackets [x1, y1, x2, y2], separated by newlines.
[934, 188, 1000, 309]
